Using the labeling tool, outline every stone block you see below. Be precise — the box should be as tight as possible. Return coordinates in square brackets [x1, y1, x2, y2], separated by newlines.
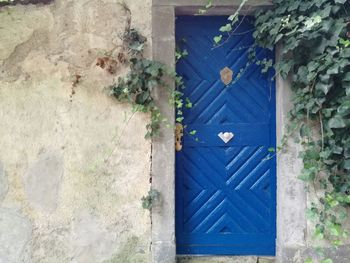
[152, 241, 176, 263]
[177, 256, 259, 263]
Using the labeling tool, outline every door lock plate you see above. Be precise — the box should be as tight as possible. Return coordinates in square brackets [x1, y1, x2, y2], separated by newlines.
[220, 67, 233, 85]
[175, 123, 184, 151]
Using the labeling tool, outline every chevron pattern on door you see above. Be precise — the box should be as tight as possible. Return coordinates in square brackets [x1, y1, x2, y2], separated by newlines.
[175, 16, 276, 256]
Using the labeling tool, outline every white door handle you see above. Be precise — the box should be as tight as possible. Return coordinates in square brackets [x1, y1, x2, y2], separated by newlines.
[218, 132, 234, 143]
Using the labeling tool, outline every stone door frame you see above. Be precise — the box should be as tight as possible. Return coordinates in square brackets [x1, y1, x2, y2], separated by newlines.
[151, 1, 307, 262]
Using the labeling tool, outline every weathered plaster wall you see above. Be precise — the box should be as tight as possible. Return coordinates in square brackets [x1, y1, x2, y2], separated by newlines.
[0, 0, 152, 262]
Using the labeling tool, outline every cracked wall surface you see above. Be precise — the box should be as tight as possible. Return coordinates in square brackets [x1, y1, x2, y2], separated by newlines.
[0, 0, 152, 262]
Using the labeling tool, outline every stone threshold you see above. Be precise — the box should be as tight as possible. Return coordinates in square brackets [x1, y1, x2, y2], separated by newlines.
[177, 255, 275, 263]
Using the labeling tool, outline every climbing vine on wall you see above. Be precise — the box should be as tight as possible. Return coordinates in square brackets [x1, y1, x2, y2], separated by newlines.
[211, 0, 350, 261]
[102, 3, 186, 138]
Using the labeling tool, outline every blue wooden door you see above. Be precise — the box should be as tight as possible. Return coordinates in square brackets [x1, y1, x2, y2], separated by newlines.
[175, 16, 276, 256]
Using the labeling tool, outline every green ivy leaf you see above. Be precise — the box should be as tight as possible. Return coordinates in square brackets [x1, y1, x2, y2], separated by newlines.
[300, 124, 312, 137]
[205, 0, 213, 9]
[316, 82, 332, 95]
[214, 35, 223, 44]
[326, 64, 339, 75]
[337, 101, 350, 116]
[340, 48, 350, 58]
[220, 23, 232, 32]
[304, 15, 322, 30]
[328, 116, 347, 128]
[268, 147, 276, 152]
[185, 103, 192, 108]
[176, 117, 184, 123]
[306, 208, 318, 221]
[342, 159, 350, 170]
[189, 130, 197, 135]
[329, 224, 342, 237]
[228, 14, 237, 21]
[315, 226, 325, 239]
[343, 72, 350, 81]
[276, 60, 293, 78]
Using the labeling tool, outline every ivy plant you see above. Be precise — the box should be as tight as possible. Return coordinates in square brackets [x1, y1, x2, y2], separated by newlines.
[210, 0, 350, 261]
[104, 3, 187, 138]
[141, 189, 160, 210]
[110, 44, 186, 138]
[253, 0, 350, 248]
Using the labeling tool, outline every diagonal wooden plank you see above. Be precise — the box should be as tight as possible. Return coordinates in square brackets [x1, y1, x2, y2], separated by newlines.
[186, 81, 226, 124]
[184, 191, 223, 230]
[207, 214, 244, 234]
[234, 154, 270, 190]
[225, 190, 270, 227]
[226, 146, 264, 186]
